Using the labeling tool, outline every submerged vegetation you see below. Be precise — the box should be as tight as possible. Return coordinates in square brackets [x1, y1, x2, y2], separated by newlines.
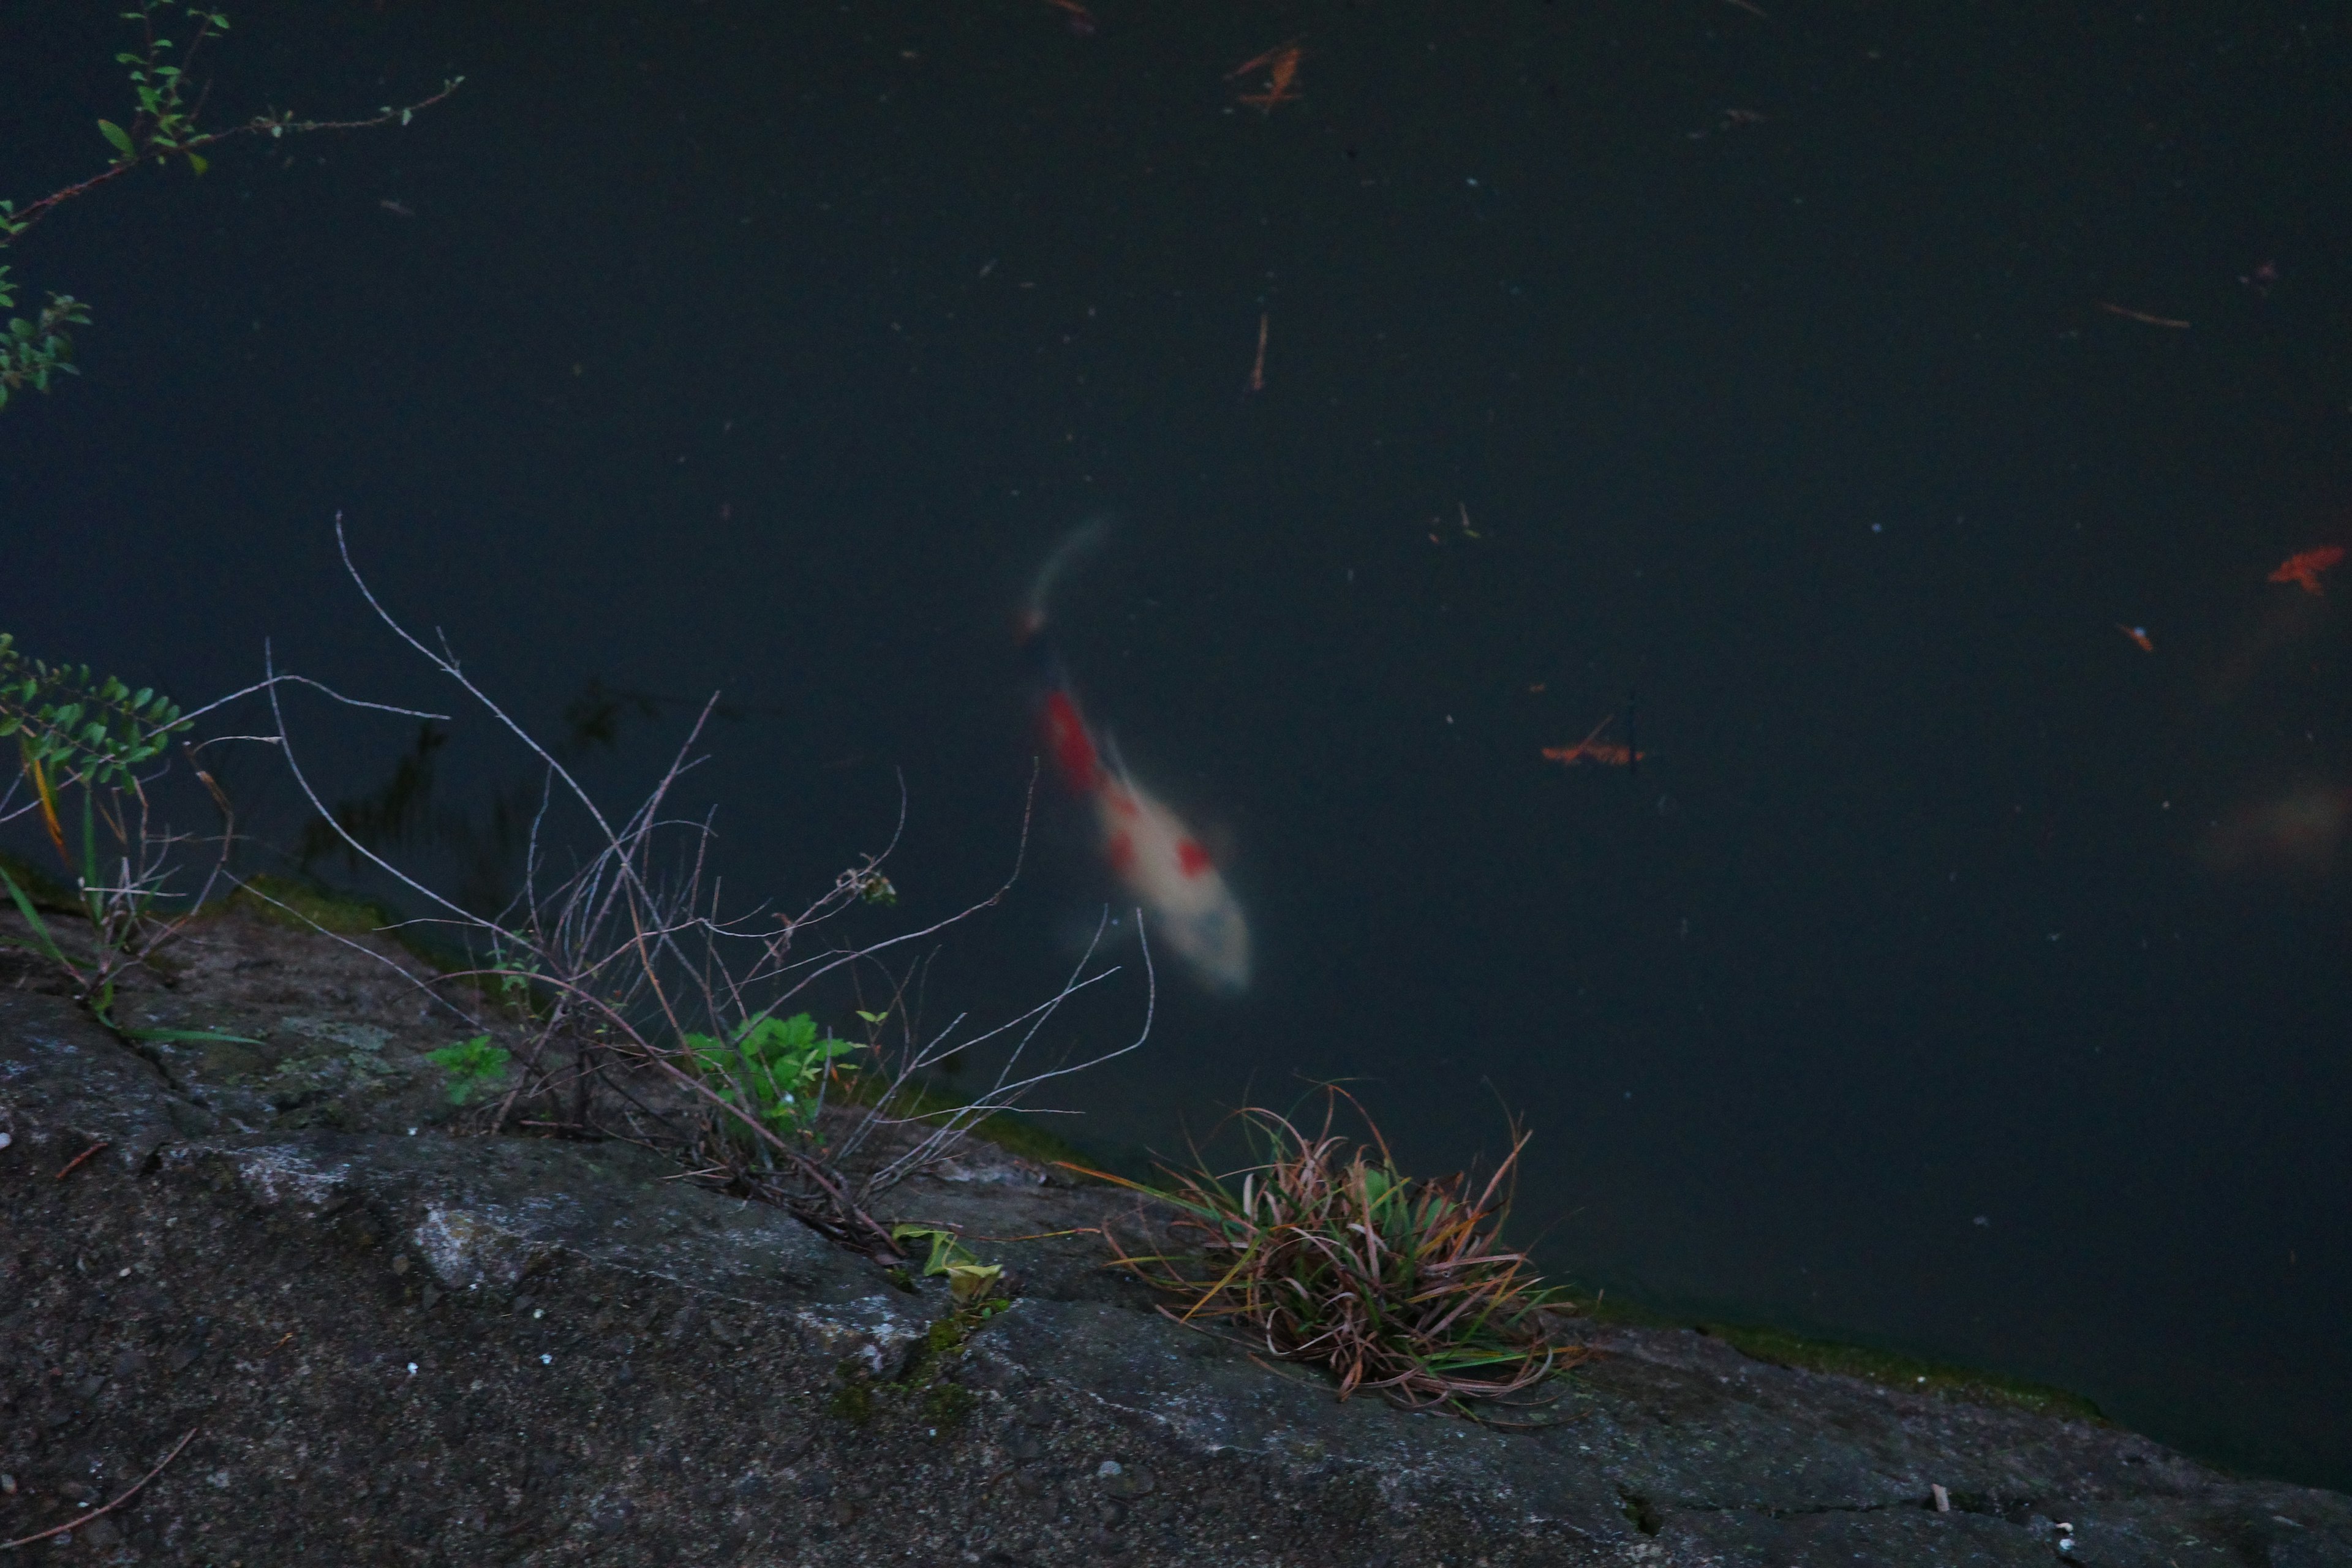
[1087, 1090, 1583, 1419]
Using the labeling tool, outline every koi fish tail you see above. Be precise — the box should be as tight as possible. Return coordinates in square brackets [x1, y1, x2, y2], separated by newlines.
[1017, 516, 1115, 643]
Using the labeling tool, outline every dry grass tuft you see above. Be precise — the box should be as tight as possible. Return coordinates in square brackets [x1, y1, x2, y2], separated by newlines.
[1088, 1090, 1586, 1418]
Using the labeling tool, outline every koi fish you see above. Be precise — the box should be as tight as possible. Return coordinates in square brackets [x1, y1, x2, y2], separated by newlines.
[1019, 527, 1251, 994]
[2117, 624, 2155, 653]
[2269, 545, 2345, 596]
[1542, 713, 1645, 769]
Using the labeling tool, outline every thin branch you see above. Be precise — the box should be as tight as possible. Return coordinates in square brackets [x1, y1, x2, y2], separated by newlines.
[1, 74, 463, 247]
[0, 1427, 198, 1550]
[179, 672, 449, 728]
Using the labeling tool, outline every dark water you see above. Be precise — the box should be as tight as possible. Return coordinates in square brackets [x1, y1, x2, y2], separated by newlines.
[6, 0, 2350, 1489]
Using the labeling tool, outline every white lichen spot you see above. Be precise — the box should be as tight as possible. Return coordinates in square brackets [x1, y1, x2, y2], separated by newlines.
[235, 1147, 350, 1213]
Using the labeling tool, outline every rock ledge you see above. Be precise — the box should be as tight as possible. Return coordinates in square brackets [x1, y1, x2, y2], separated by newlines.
[2, 911, 2346, 1566]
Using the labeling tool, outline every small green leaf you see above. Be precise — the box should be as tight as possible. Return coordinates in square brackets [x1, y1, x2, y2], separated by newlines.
[97, 119, 135, 155]
[186, 151, 208, 176]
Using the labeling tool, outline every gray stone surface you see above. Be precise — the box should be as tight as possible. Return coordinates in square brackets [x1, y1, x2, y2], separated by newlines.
[2, 910, 2347, 1565]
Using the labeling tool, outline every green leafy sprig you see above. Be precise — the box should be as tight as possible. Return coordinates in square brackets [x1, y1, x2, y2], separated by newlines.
[0, 279, 91, 410]
[0, 633, 192, 793]
[891, 1224, 1008, 1308]
[426, 1035, 514, 1105]
[685, 1012, 862, 1143]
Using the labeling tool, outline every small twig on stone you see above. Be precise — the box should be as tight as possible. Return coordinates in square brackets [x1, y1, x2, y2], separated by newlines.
[0, 1425, 197, 1550]
[53, 1139, 107, 1180]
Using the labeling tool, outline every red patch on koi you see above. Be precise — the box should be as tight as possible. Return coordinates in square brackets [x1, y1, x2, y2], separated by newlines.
[1176, 839, 1212, 877]
[1104, 831, 1137, 872]
[1042, 692, 1101, 789]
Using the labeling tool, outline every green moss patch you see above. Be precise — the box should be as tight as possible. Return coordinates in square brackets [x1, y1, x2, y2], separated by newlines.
[1563, 1290, 2103, 1422]
[845, 1073, 1104, 1172]
[228, 873, 401, 937]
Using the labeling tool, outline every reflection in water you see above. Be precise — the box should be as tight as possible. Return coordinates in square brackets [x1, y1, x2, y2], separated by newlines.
[296, 677, 676, 917]
[2199, 778, 2351, 880]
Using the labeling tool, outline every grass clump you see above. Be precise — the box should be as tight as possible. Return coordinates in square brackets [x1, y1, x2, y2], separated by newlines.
[1090, 1090, 1583, 1419]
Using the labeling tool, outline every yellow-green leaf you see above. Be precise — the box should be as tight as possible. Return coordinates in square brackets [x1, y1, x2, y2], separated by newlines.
[97, 119, 135, 156]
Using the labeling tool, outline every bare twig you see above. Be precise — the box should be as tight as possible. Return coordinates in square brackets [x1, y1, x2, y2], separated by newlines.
[0, 1426, 198, 1550]
[54, 1139, 107, 1179]
[1, 66, 462, 248]
[255, 523, 1158, 1264]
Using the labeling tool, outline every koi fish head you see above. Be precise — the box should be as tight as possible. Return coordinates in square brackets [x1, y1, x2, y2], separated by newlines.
[1159, 886, 1252, 994]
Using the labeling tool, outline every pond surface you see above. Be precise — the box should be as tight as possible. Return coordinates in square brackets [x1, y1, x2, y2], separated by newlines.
[5, 0, 2348, 1489]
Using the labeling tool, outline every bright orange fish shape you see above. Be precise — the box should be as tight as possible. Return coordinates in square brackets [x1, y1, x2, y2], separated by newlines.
[2269, 545, 2345, 596]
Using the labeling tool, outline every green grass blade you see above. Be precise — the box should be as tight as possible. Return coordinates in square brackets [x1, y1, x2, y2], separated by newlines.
[78, 783, 101, 921]
[0, 858, 70, 967]
[110, 1023, 263, 1046]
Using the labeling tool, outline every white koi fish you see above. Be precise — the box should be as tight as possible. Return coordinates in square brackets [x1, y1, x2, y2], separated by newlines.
[1018, 528, 1251, 994]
